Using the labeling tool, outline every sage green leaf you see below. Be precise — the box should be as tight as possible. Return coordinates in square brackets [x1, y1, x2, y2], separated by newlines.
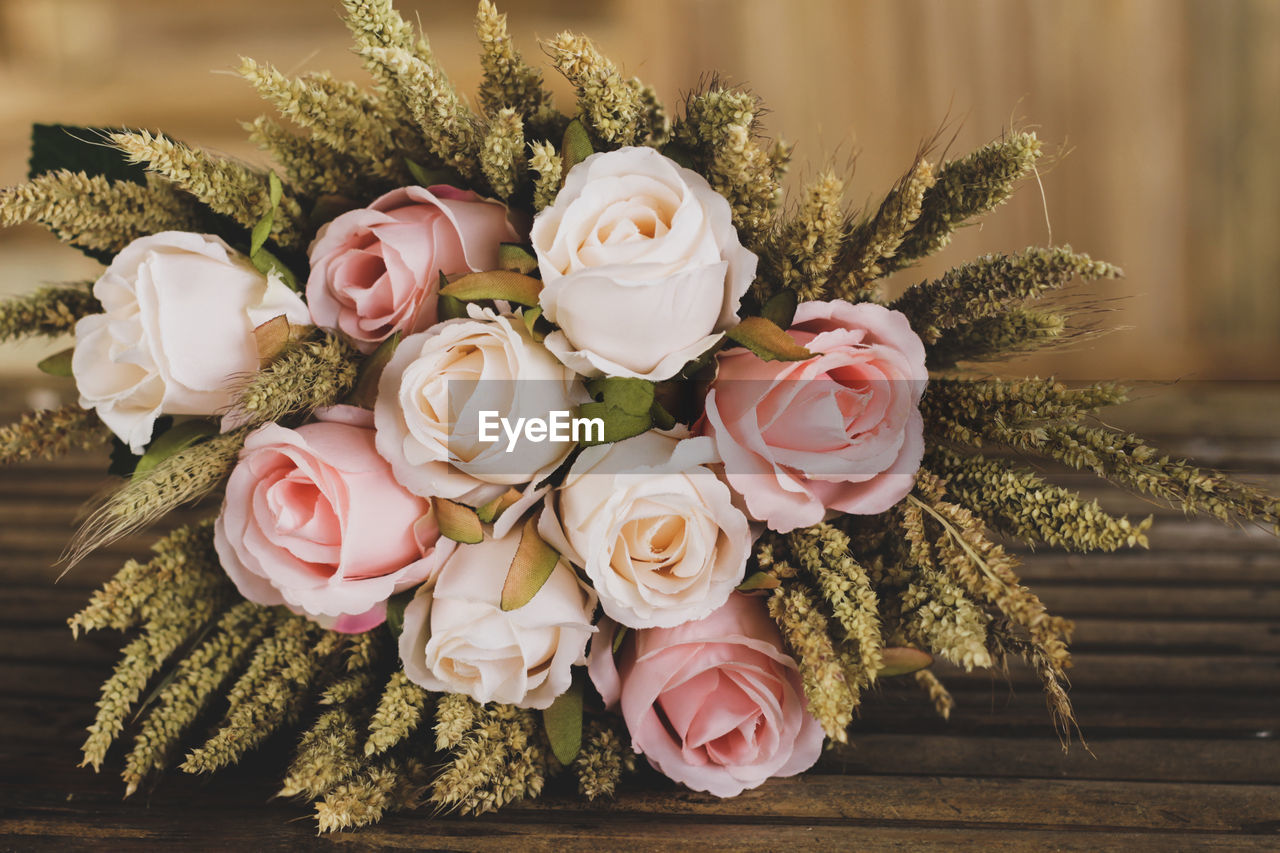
[561, 118, 594, 177]
[440, 270, 542, 307]
[249, 209, 273, 257]
[476, 487, 522, 524]
[585, 377, 654, 417]
[578, 377, 657, 446]
[761, 288, 799, 329]
[438, 278, 469, 321]
[133, 419, 218, 481]
[736, 571, 781, 592]
[268, 171, 283, 208]
[660, 141, 698, 171]
[500, 517, 560, 611]
[385, 589, 415, 638]
[649, 399, 677, 431]
[406, 159, 465, 188]
[521, 306, 545, 341]
[577, 402, 649, 446]
[250, 172, 283, 256]
[878, 647, 934, 678]
[347, 332, 401, 409]
[250, 247, 299, 292]
[677, 343, 723, 379]
[435, 498, 484, 544]
[725, 316, 814, 362]
[542, 675, 583, 765]
[499, 242, 539, 275]
[37, 347, 74, 377]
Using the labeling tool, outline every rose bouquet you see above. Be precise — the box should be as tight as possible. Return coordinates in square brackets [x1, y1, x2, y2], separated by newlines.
[1, 0, 1276, 832]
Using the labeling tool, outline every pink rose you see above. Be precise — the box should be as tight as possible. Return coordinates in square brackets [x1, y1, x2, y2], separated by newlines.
[306, 185, 522, 352]
[213, 406, 453, 631]
[589, 592, 824, 797]
[702, 300, 927, 533]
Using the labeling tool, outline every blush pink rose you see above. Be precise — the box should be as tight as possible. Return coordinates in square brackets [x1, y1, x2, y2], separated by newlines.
[702, 300, 927, 533]
[306, 185, 522, 352]
[213, 406, 453, 632]
[588, 592, 824, 797]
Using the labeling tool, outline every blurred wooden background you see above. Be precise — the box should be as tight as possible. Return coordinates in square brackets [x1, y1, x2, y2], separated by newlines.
[1, 0, 1277, 380]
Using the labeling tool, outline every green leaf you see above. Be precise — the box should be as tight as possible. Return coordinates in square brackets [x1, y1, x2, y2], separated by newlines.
[877, 647, 934, 678]
[132, 419, 217, 481]
[385, 589, 415, 638]
[108, 416, 170, 477]
[267, 171, 283, 208]
[761, 288, 799, 329]
[347, 332, 401, 409]
[406, 159, 465, 188]
[521, 306, 545, 341]
[584, 377, 655, 417]
[660, 142, 698, 171]
[28, 124, 146, 185]
[37, 347, 74, 377]
[249, 213, 273, 258]
[542, 675, 583, 765]
[250, 172, 284, 257]
[577, 401, 650, 446]
[437, 292, 469, 321]
[611, 624, 629, 654]
[677, 343, 723, 379]
[499, 243, 539, 275]
[577, 377, 658, 446]
[435, 498, 484, 545]
[250, 247, 300, 292]
[561, 118, 594, 177]
[439, 270, 543, 307]
[725, 316, 814, 362]
[736, 571, 781, 592]
[476, 487, 521, 524]
[648, 399, 677, 431]
[501, 516, 561, 611]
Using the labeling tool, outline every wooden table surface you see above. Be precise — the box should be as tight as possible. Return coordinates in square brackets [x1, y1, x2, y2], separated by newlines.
[1, 381, 1278, 851]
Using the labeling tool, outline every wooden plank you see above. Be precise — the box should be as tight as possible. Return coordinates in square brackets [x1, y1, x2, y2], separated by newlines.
[1030, 584, 1280, 619]
[4, 686, 1275, 754]
[1014, 551, 1280, 585]
[824, 734, 1280, 784]
[1066, 617, 1280, 654]
[2, 811, 1277, 852]
[4, 761, 1279, 836]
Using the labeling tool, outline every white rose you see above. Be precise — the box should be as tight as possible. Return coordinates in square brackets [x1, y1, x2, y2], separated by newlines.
[531, 147, 757, 381]
[397, 527, 596, 709]
[538, 431, 751, 629]
[373, 306, 585, 524]
[72, 232, 309, 452]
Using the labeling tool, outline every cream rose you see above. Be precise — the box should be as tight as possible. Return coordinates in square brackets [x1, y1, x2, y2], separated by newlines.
[73, 232, 309, 452]
[397, 527, 596, 709]
[539, 431, 750, 629]
[531, 147, 757, 380]
[373, 307, 585, 520]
